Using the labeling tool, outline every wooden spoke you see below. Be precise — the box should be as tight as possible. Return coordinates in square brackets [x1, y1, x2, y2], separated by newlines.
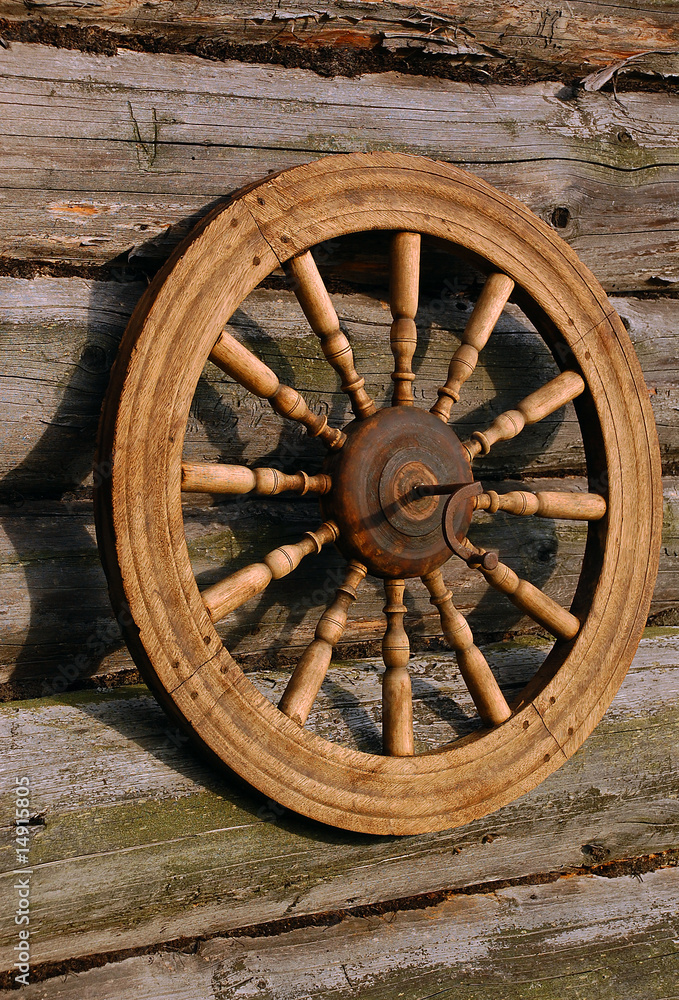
[463, 370, 585, 460]
[389, 232, 421, 406]
[181, 462, 331, 497]
[278, 561, 367, 726]
[431, 273, 515, 422]
[201, 521, 339, 624]
[210, 330, 346, 450]
[422, 569, 511, 726]
[474, 551, 580, 641]
[285, 251, 377, 420]
[476, 489, 606, 521]
[381, 579, 414, 756]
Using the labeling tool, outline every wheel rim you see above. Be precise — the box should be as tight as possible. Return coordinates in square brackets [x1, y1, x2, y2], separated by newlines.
[95, 151, 662, 835]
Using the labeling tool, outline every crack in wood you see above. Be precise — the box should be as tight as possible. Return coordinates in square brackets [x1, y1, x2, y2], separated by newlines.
[1, 849, 674, 989]
[127, 101, 159, 170]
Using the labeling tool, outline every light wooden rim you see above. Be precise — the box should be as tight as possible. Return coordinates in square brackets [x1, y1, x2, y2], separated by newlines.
[95, 152, 662, 835]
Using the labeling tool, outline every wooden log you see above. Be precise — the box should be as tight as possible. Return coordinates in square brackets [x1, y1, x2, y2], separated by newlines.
[1, 279, 678, 493]
[1, 276, 679, 691]
[381, 579, 414, 755]
[0, 1, 677, 78]
[0, 46, 678, 289]
[12, 867, 678, 999]
[0, 631, 676, 968]
[2, 475, 678, 693]
[431, 272, 515, 421]
[389, 232, 420, 407]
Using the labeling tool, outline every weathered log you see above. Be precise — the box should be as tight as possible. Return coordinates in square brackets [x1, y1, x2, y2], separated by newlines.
[0, 631, 677, 969]
[9, 868, 677, 998]
[0, 45, 678, 289]
[0, 1, 677, 78]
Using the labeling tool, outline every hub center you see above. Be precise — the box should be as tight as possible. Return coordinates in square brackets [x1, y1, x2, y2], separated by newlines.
[322, 406, 474, 579]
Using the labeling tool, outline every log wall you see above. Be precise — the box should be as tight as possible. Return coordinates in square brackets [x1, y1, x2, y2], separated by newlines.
[0, 5, 677, 993]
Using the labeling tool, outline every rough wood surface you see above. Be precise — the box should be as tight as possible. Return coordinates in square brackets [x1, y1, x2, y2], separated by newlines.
[6, 868, 677, 998]
[1, 1, 678, 79]
[1, 45, 678, 290]
[0, 629, 677, 969]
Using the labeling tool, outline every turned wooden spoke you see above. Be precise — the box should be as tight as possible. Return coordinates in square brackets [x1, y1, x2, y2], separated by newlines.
[463, 370, 585, 460]
[381, 579, 414, 756]
[278, 561, 367, 726]
[285, 251, 376, 420]
[389, 232, 421, 406]
[181, 462, 331, 497]
[201, 521, 339, 624]
[473, 549, 580, 641]
[422, 569, 511, 726]
[210, 330, 345, 450]
[431, 273, 515, 422]
[476, 489, 607, 521]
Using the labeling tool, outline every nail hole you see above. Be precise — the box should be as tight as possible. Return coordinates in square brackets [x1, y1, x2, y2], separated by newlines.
[190, 690, 198, 700]
[281, 235, 290, 243]
[568, 726, 574, 736]
[544, 753, 550, 763]
[230, 218, 238, 228]
[203, 635, 211, 645]
[522, 720, 530, 730]
[551, 206, 570, 228]
[253, 256, 261, 266]
[549, 696, 556, 704]
[257, 196, 265, 205]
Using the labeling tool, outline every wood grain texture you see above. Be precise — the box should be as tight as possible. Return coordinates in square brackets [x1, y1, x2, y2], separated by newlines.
[0, 630, 676, 969]
[6, 868, 677, 999]
[0, 1, 677, 77]
[0, 45, 678, 289]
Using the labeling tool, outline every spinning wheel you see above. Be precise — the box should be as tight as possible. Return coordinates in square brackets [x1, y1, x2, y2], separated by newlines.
[95, 152, 661, 835]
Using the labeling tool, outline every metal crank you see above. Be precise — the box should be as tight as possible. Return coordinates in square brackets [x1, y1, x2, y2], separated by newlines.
[415, 480, 499, 571]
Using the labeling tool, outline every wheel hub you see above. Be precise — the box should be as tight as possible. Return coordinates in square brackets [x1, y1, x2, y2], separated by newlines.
[323, 406, 474, 578]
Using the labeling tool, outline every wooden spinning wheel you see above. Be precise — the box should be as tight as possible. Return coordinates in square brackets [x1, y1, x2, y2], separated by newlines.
[95, 152, 661, 835]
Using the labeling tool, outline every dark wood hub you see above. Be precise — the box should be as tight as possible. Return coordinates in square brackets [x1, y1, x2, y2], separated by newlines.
[323, 406, 474, 578]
